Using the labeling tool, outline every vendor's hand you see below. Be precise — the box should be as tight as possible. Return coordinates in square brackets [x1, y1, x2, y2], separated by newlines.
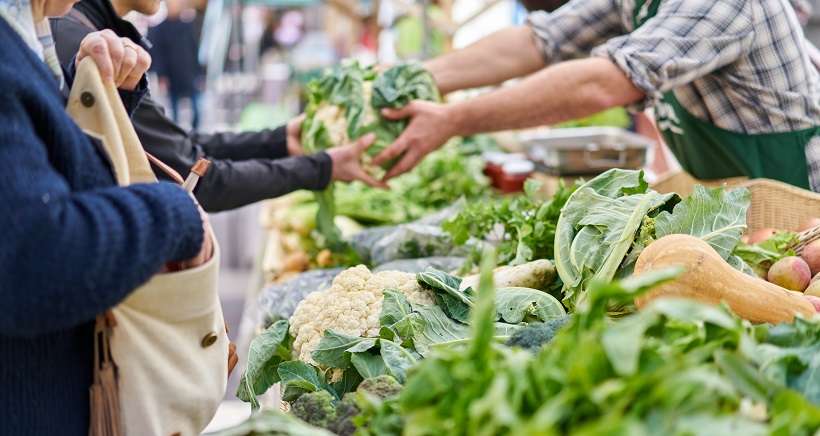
[373, 100, 456, 180]
[327, 133, 388, 189]
[286, 115, 305, 156]
[77, 30, 151, 91]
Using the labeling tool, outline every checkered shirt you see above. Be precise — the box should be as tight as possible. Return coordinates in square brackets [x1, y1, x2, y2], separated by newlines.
[528, 0, 820, 190]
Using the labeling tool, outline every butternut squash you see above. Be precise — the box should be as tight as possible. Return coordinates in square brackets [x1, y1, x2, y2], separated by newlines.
[634, 234, 816, 323]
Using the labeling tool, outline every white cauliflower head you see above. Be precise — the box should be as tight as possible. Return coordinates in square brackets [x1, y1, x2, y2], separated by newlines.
[289, 265, 434, 364]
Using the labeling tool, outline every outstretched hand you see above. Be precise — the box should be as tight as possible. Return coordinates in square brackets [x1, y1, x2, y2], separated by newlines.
[327, 133, 389, 189]
[286, 114, 305, 156]
[372, 100, 457, 180]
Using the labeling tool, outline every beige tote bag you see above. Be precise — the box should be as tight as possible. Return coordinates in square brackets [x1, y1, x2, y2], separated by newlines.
[66, 57, 228, 436]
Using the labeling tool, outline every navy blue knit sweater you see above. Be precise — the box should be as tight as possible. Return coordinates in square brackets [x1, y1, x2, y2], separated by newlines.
[0, 20, 204, 436]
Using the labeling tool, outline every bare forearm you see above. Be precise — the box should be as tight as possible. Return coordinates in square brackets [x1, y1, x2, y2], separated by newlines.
[450, 58, 644, 135]
[424, 26, 545, 95]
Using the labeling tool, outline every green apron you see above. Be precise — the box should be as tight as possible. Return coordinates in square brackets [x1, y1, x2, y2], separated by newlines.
[633, 0, 819, 189]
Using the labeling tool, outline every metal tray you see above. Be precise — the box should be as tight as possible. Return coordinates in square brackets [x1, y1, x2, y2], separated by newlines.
[521, 127, 652, 175]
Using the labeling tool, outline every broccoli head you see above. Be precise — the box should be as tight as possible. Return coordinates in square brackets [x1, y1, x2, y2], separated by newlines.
[356, 375, 403, 400]
[506, 316, 569, 351]
[290, 390, 337, 429]
[328, 394, 360, 436]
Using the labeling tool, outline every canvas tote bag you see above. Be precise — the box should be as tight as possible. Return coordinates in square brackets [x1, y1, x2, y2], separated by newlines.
[66, 57, 229, 436]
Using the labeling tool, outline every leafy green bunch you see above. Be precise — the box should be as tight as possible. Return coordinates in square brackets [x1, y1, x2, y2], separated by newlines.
[378, 267, 820, 436]
[733, 231, 800, 277]
[443, 179, 577, 269]
[300, 61, 440, 248]
[554, 169, 753, 311]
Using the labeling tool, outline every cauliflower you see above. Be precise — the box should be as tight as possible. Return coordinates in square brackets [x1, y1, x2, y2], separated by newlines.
[313, 103, 349, 146]
[289, 265, 435, 364]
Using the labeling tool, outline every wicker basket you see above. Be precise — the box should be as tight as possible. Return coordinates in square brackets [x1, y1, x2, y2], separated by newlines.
[652, 171, 820, 232]
[651, 171, 748, 197]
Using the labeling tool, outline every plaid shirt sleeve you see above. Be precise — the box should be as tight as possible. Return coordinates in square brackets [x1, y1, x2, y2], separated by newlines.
[590, 0, 755, 104]
[527, 0, 624, 64]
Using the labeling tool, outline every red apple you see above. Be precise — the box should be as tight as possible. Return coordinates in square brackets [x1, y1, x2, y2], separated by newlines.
[801, 240, 820, 276]
[767, 256, 812, 292]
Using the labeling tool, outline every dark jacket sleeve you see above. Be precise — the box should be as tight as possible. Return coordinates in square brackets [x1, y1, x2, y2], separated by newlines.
[134, 97, 332, 212]
[192, 125, 290, 160]
[0, 98, 203, 337]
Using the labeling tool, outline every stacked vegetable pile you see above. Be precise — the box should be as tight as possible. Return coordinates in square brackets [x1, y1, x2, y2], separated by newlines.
[223, 254, 820, 436]
[224, 169, 820, 436]
[236, 260, 562, 408]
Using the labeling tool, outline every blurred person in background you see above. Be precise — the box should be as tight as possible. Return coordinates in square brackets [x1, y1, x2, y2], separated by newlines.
[51, 0, 385, 214]
[259, 9, 282, 57]
[0, 0, 217, 432]
[147, 0, 202, 128]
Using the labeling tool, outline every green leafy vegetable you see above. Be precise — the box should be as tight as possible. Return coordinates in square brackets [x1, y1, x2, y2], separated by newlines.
[417, 268, 565, 326]
[277, 360, 329, 402]
[312, 331, 378, 369]
[443, 179, 577, 268]
[235, 320, 293, 409]
[653, 185, 751, 258]
[379, 264, 820, 435]
[555, 170, 678, 310]
[555, 170, 753, 312]
[733, 231, 799, 276]
[301, 61, 441, 245]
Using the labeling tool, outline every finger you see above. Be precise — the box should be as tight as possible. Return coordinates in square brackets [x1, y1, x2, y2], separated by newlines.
[121, 45, 150, 90]
[79, 33, 114, 81]
[380, 103, 415, 120]
[117, 45, 137, 87]
[354, 167, 389, 189]
[383, 150, 422, 180]
[98, 30, 124, 80]
[354, 133, 376, 153]
[372, 135, 409, 166]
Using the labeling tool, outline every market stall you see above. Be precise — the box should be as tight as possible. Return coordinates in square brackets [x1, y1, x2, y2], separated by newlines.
[215, 49, 820, 434]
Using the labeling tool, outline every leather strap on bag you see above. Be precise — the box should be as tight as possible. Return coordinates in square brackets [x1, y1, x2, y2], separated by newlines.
[89, 312, 122, 436]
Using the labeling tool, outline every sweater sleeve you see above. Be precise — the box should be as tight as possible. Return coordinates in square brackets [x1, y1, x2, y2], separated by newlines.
[0, 103, 204, 337]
